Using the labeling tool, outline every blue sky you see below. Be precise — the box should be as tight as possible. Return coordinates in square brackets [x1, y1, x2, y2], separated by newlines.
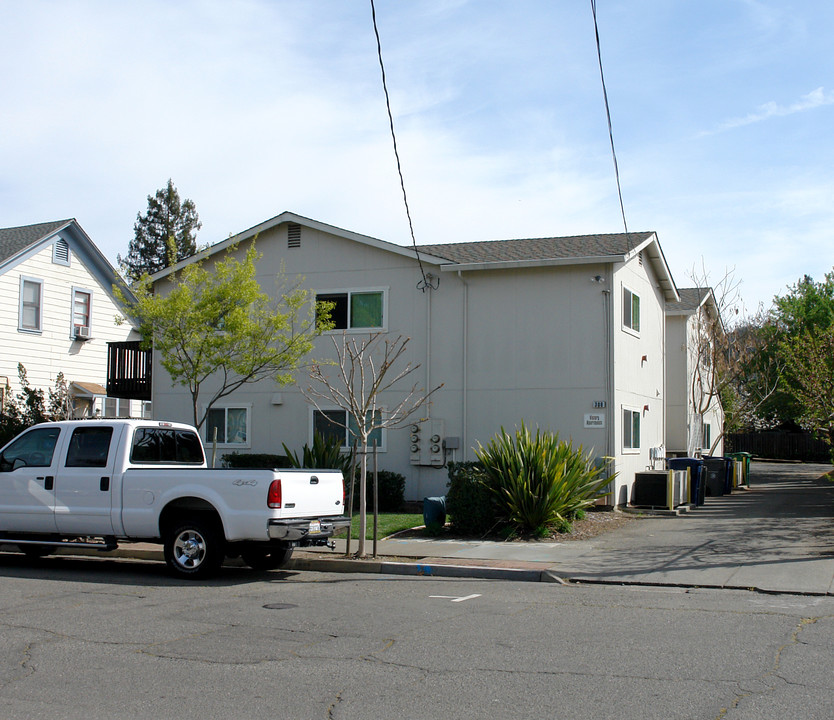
[2, 0, 832, 313]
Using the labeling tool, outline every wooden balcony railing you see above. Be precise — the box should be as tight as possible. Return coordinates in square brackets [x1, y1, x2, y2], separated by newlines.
[106, 341, 152, 400]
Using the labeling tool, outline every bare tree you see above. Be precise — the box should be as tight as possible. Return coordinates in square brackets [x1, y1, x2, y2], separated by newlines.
[302, 333, 442, 557]
[686, 264, 781, 453]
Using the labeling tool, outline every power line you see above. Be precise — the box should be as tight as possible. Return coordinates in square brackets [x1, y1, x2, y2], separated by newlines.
[369, 0, 435, 291]
[590, 0, 631, 250]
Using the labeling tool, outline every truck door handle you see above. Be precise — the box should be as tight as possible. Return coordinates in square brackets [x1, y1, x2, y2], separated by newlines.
[310, 476, 319, 485]
[100, 476, 110, 492]
[37, 476, 54, 490]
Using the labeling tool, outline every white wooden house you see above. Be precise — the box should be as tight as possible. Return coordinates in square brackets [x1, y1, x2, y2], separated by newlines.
[0, 219, 146, 419]
[150, 212, 680, 505]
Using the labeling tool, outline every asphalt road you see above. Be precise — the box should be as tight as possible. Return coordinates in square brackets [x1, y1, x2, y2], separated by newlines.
[1, 555, 833, 719]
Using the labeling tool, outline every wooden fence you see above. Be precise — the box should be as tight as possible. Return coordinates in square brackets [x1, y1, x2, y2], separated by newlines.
[725, 432, 831, 462]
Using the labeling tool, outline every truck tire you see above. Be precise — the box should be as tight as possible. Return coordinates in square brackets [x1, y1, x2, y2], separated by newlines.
[163, 519, 225, 579]
[241, 546, 293, 571]
[19, 545, 55, 559]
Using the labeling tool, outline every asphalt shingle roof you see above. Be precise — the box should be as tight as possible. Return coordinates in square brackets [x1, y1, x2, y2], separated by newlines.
[666, 287, 710, 313]
[415, 231, 655, 265]
[0, 220, 71, 264]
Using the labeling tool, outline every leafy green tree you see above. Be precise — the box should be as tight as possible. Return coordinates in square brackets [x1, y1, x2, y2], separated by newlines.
[119, 179, 201, 282]
[780, 327, 834, 454]
[0, 365, 70, 445]
[117, 244, 324, 431]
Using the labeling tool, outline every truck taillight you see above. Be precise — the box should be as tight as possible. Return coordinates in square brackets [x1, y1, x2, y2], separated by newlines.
[268, 479, 282, 508]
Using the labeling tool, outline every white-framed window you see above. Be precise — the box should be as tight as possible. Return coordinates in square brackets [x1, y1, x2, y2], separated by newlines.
[19, 276, 43, 332]
[701, 421, 712, 451]
[316, 288, 387, 331]
[206, 405, 250, 446]
[72, 288, 92, 336]
[312, 408, 385, 451]
[52, 238, 71, 266]
[623, 286, 640, 334]
[623, 408, 641, 452]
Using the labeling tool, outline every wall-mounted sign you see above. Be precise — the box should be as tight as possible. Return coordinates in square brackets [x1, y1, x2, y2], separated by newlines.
[584, 413, 605, 429]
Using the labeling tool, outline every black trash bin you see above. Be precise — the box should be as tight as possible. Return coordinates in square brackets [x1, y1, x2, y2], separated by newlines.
[667, 457, 705, 506]
[702, 456, 731, 497]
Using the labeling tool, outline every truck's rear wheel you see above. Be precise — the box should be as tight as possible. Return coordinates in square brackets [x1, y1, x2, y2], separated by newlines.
[164, 519, 225, 579]
[241, 546, 293, 571]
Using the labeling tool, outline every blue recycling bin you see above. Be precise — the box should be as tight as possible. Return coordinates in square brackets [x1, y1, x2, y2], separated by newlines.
[667, 457, 705, 506]
[423, 496, 447, 529]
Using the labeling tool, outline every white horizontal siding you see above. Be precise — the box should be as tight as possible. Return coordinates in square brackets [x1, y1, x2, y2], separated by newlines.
[0, 244, 137, 396]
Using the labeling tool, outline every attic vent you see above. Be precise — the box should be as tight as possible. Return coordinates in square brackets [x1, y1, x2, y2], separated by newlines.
[287, 223, 301, 248]
[53, 238, 70, 266]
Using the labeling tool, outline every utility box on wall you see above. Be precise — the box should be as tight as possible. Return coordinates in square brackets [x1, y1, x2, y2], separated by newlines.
[409, 419, 445, 467]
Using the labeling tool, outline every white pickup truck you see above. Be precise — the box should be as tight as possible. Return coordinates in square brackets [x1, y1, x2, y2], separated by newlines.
[0, 419, 349, 578]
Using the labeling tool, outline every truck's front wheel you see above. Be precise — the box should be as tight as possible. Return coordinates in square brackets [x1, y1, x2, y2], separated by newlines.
[164, 519, 225, 579]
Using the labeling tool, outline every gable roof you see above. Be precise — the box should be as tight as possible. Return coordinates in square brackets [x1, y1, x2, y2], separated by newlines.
[0, 218, 136, 306]
[152, 211, 679, 301]
[666, 287, 712, 315]
[416, 232, 655, 265]
[0, 219, 73, 265]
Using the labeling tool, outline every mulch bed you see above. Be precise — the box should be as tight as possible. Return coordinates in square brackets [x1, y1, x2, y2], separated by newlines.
[393, 507, 636, 543]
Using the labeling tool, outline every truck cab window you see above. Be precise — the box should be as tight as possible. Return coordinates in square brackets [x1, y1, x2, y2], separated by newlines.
[0, 426, 61, 470]
[65, 427, 114, 468]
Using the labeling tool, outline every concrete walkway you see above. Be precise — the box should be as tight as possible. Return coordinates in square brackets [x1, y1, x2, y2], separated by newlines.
[18, 461, 834, 594]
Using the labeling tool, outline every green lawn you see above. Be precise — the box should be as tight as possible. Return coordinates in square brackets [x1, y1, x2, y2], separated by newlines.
[334, 513, 423, 540]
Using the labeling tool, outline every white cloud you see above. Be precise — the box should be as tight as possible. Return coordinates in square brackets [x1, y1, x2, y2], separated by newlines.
[703, 87, 834, 135]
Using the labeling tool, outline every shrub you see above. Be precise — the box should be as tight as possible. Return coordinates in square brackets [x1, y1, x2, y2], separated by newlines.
[221, 452, 292, 469]
[475, 422, 613, 535]
[352, 469, 406, 512]
[282, 432, 353, 476]
[445, 461, 500, 536]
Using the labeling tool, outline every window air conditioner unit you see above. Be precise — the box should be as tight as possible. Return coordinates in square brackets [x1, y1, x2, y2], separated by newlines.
[74, 326, 91, 340]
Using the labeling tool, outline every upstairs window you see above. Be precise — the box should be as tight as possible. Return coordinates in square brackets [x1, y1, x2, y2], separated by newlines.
[19, 277, 43, 332]
[73, 289, 92, 335]
[316, 289, 385, 330]
[623, 287, 640, 333]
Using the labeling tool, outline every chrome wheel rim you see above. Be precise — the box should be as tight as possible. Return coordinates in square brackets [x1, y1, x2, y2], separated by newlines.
[173, 530, 206, 569]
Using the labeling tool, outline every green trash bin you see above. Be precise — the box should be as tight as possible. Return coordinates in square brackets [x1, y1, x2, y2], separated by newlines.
[727, 451, 753, 486]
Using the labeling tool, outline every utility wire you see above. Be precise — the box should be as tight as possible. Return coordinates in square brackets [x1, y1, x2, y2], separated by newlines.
[370, 0, 434, 291]
[590, 0, 631, 250]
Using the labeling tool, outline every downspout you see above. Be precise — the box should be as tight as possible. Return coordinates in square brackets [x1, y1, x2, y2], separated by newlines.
[457, 270, 469, 460]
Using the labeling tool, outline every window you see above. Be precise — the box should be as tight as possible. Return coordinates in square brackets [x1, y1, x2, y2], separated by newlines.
[316, 289, 385, 330]
[313, 409, 384, 450]
[623, 408, 641, 451]
[131, 427, 204, 464]
[72, 289, 92, 333]
[702, 421, 712, 450]
[206, 407, 249, 445]
[19, 277, 43, 332]
[65, 427, 113, 468]
[0, 426, 61, 469]
[623, 287, 640, 333]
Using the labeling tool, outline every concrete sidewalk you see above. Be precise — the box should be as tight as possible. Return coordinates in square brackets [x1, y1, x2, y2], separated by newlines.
[34, 461, 834, 594]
